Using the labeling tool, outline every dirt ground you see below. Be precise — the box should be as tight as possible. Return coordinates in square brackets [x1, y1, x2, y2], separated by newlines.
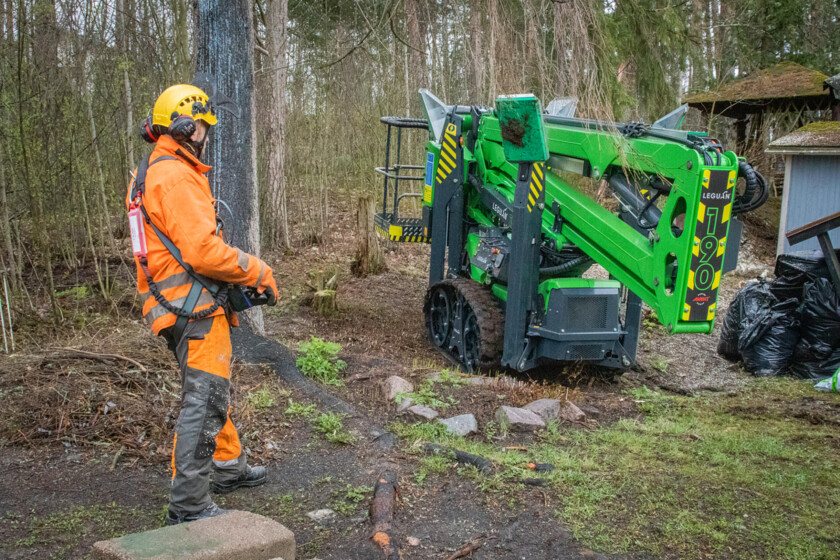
[0, 202, 821, 560]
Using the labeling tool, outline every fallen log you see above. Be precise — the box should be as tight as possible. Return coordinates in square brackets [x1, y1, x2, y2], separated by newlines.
[423, 443, 493, 475]
[370, 470, 399, 560]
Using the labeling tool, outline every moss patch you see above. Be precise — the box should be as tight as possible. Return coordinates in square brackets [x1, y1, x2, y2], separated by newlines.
[685, 62, 829, 104]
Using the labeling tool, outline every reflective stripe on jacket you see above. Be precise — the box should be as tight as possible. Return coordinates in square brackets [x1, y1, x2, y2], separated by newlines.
[126, 135, 268, 334]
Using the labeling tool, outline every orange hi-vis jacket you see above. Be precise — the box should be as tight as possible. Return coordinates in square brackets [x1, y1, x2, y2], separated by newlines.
[127, 135, 269, 335]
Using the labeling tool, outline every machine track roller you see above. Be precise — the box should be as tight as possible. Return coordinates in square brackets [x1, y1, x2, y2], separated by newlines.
[424, 279, 504, 372]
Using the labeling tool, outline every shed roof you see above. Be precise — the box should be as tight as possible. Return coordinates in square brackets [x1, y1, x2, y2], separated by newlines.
[683, 62, 832, 117]
[766, 121, 840, 155]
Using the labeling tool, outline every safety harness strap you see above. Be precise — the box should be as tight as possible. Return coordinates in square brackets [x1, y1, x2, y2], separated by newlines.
[172, 281, 206, 347]
[132, 155, 220, 295]
[132, 153, 226, 343]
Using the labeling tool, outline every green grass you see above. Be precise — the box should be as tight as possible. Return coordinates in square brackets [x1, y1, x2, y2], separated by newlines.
[649, 355, 669, 373]
[4, 504, 156, 558]
[312, 412, 354, 444]
[329, 484, 370, 515]
[284, 399, 317, 418]
[414, 454, 452, 484]
[396, 377, 461, 409]
[391, 378, 840, 559]
[296, 337, 346, 386]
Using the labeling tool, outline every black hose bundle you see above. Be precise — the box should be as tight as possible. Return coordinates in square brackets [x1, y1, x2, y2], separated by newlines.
[732, 161, 769, 215]
[539, 245, 593, 279]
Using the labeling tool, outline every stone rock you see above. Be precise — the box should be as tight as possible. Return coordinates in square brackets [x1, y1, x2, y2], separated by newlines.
[438, 414, 477, 436]
[579, 404, 601, 418]
[495, 406, 545, 432]
[523, 399, 561, 422]
[406, 405, 439, 420]
[92, 510, 295, 560]
[382, 376, 413, 401]
[558, 401, 586, 423]
[396, 397, 414, 412]
[406, 537, 420, 546]
[306, 509, 336, 523]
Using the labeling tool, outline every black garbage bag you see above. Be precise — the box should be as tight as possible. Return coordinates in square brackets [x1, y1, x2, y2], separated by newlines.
[717, 298, 742, 361]
[734, 280, 776, 351]
[717, 280, 760, 361]
[770, 250, 834, 301]
[789, 278, 840, 379]
[789, 348, 840, 379]
[739, 295, 800, 377]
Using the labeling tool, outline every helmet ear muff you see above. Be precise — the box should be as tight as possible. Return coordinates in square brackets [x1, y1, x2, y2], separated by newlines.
[139, 116, 160, 144]
[169, 114, 196, 143]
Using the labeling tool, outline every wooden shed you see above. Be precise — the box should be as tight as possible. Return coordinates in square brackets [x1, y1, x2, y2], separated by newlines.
[684, 62, 835, 153]
[766, 122, 840, 255]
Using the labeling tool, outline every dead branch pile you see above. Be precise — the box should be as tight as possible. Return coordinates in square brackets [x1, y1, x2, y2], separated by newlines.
[0, 344, 178, 461]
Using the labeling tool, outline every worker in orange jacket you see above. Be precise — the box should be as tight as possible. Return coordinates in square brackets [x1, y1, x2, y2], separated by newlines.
[127, 84, 278, 525]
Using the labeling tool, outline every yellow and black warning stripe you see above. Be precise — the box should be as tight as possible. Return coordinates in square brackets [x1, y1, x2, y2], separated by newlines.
[436, 123, 459, 185]
[374, 223, 430, 244]
[526, 162, 546, 213]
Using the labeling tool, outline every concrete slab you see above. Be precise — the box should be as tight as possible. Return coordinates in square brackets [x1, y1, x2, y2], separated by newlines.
[91, 510, 295, 560]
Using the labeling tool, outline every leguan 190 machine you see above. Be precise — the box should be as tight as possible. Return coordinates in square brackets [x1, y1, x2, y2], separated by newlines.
[375, 91, 768, 372]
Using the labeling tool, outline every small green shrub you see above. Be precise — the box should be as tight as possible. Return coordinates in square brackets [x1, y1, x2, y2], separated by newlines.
[296, 337, 346, 386]
[313, 412, 354, 444]
[484, 420, 498, 442]
[246, 388, 277, 409]
[285, 399, 317, 418]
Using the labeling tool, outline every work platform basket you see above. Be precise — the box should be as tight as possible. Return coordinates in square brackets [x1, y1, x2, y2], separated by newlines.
[375, 116, 431, 244]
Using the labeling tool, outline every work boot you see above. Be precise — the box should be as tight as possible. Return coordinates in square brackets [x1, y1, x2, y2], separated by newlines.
[211, 454, 266, 495]
[166, 502, 230, 526]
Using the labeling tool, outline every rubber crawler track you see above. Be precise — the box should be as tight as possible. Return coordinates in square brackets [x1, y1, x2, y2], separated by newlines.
[424, 278, 505, 372]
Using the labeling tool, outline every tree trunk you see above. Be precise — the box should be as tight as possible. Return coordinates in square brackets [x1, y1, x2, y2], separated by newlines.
[116, 0, 135, 170]
[405, 0, 426, 114]
[195, 0, 264, 333]
[351, 195, 386, 277]
[553, 0, 567, 97]
[28, 0, 60, 320]
[0, 157, 18, 291]
[265, 0, 290, 250]
[468, 0, 484, 103]
[488, 0, 498, 102]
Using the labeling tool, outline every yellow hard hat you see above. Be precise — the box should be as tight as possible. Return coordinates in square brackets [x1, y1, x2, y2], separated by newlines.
[152, 84, 218, 127]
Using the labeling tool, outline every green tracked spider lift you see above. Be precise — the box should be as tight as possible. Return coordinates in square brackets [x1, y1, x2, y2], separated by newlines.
[374, 90, 768, 372]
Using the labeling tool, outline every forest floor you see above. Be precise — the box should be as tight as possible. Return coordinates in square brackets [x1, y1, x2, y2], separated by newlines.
[2, 201, 840, 560]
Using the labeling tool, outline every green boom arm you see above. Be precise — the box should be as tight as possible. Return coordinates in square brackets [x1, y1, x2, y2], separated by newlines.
[461, 114, 738, 334]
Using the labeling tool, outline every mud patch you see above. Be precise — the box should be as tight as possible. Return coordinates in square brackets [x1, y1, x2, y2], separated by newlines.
[500, 115, 527, 147]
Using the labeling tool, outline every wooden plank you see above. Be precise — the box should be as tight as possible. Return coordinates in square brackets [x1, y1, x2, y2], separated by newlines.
[786, 210, 840, 245]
